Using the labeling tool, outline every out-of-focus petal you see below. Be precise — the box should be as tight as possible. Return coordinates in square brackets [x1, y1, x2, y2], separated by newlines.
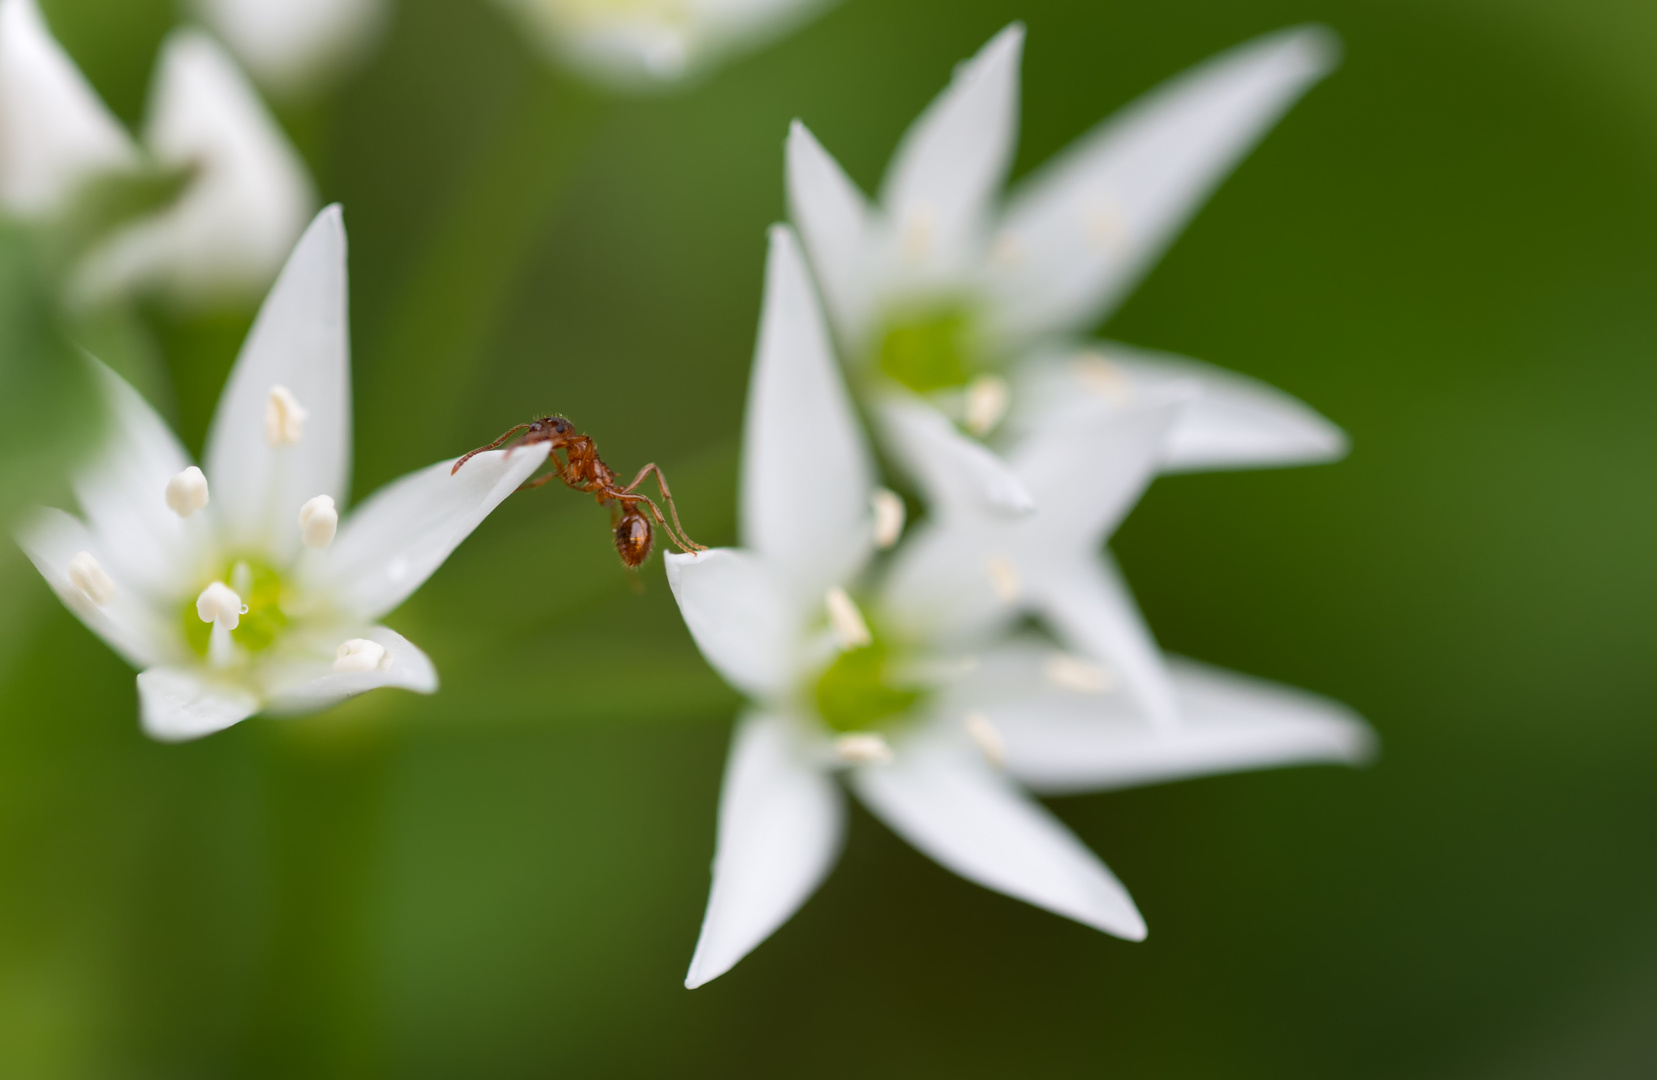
[0, 0, 136, 216]
[1032, 553, 1178, 728]
[194, 0, 388, 99]
[968, 644, 1375, 793]
[1010, 345, 1346, 472]
[786, 120, 874, 347]
[990, 26, 1337, 342]
[875, 397, 1033, 516]
[685, 712, 844, 988]
[203, 206, 350, 564]
[879, 23, 1023, 276]
[137, 665, 260, 742]
[262, 624, 438, 714]
[72, 359, 212, 598]
[303, 443, 552, 622]
[77, 30, 315, 308]
[741, 224, 874, 600]
[852, 739, 1145, 940]
[877, 519, 1012, 648]
[16, 507, 182, 669]
[665, 548, 799, 700]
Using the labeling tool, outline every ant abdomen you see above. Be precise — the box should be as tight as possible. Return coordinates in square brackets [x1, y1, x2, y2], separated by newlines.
[615, 509, 653, 568]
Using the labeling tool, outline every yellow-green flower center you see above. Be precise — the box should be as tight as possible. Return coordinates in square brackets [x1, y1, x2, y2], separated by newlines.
[181, 558, 292, 657]
[811, 630, 925, 734]
[875, 306, 978, 394]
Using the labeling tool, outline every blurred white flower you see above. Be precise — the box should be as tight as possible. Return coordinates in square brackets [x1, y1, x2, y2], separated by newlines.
[494, 0, 833, 88]
[665, 224, 1372, 988]
[787, 24, 1347, 510]
[0, 0, 314, 308]
[193, 0, 389, 99]
[16, 207, 550, 741]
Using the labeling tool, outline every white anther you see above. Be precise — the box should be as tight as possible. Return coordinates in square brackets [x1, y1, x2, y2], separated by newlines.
[298, 494, 338, 549]
[834, 732, 893, 765]
[334, 638, 387, 672]
[900, 202, 935, 262]
[985, 554, 1020, 603]
[964, 712, 1005, 769]
[164, 466, 209, 517]
[990, 229, 1024, 268]
[195, 582, 244, 630]
[871, 488, 906, 549]
[1071, 352, 1133, 404]
[1082, 196, 1127, 253]
[264, 385, 308, 446]
[964, 374, 1011, 436]
[67, 551, 116, 606]
[825, 587, 872, 650]
[1044, 652, 1114, 695]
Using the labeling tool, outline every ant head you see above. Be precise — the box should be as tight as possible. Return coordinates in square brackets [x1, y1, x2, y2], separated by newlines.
[547, 416, 573, 435]
[614, 506, 653, 568]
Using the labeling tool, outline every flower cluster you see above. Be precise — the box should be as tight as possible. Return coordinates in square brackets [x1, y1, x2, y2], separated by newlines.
[665, 25, 1374, 987]
[17, 207, 551, 740]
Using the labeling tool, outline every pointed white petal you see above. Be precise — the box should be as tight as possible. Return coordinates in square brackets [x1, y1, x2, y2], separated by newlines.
[685, 712, 844, 988]
[203, 206, 349, 563]
[877, 519, 1013, 647]
[16, 507, 182, 668]
[741, 225, 875, 599]
[665, 548, 799, 700]
[304, 443, 551, 622]
[875, 397, 1033, 516]
[0, 0, 136, 216]
[137, 665, 260, 741]
[1032, 553, 1179, 728]
[262, 624, 437, 714]
[852, 739, 1145, 939]
[71, 359, 212, 598]
[880, 24, 1023, 275]
[786, 120, 874, 346]
[991, 26, 1337, 341]
[77, 30, 315, 308]
[974, 646, 1375, 793]
[193, 0, 388, 98]
[1012, 392, 1186, 542]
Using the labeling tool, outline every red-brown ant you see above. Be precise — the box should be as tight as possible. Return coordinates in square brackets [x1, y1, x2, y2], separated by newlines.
[452, 416, 705, 568]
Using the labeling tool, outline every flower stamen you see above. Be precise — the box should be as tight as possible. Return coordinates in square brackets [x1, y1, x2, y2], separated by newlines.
[264, 385, 308, 446]
[195, 582, 245, 630]
[164, 466, 210, 517]
[871, 488, 906, 549]
[825, 587, 872, 649]
[985, 554, 1020, 603]
[1044, 652, 1113, 694]
[298, 495, 338, 549]
[67, 551, 116, 605]
[833, 732, 893, 765]
[964, 712, 1005, 768]
[334, 638, 387, 672]
[963, 374, 1011, 436]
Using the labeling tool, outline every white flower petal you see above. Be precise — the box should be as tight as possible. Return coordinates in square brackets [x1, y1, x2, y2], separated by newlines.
[16, 507, 181, 669]
[991, 26, 1338, 342]
[1031, 553, 1179, 728]
[685, 712, 845, 988]
[304, 443, 552, 622]
[194, 0, 388, 98]
[78, 30, 315, 308]
[877, 520, 1012, 647]
[879, 23, 1023, 275]
[875, 397, 1033, 516]
[137, 665, 260, 742]
[262, 625, 438, 714]
[852, 739, 1145, 940]
[741, 224, 875, 599]
[664, 548, 798, 700]
[978, 647, 1374, 794]
[72, 359, 211, 598]
[0, 0, 136, 216]
[203, 206, 350, 563]
[786, 120, 874, 346]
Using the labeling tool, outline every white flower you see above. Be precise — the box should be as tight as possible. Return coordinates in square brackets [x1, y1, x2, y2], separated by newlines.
[15, 207, 551, 741]
[0, 0, 314, 307]
[666, 225, 1373, 987]
[493, 0, 833, 87]
[192, 0, 389, 99]
[787, 24, 1348, 508]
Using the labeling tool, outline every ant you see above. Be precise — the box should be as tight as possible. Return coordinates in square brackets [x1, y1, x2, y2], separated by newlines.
[452, 416, 705, 568]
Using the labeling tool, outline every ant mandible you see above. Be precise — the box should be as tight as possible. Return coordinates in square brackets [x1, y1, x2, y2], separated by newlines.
[452, 416, 705, 568]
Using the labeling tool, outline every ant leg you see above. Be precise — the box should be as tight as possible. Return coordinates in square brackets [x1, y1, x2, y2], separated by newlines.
[452, 423, 534, 475]
[606, 486, 697, 554]
[516, 470, 562, 492]
[619, 463, 706, 551]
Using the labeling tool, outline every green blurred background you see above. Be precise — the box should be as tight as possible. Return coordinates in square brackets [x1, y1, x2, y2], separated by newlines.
[2, 0, 1655, 1074]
